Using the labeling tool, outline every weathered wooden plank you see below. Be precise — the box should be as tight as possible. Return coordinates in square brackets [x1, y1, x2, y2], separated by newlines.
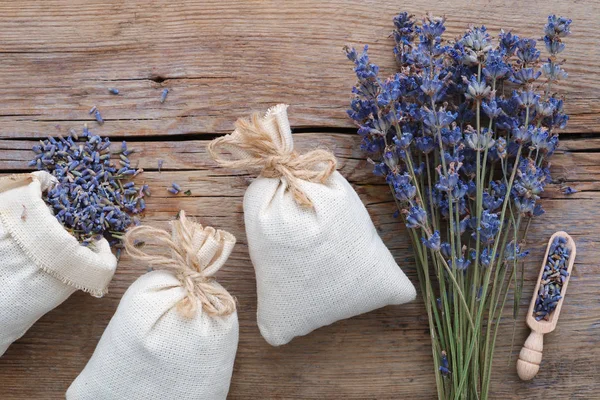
[0, 0, 597, 138]
[0, 132, 598, 399]
[0, 0, 599, 398]
[3, 134, 600, 194]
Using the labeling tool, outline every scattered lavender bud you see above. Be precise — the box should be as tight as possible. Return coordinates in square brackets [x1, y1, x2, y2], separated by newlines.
[167, 187, 180, 195]
[89, 105, 97, 115]
[172, 182, 182, 192]
[158, 159, 164, 172]
[563, 186, 577, 194]
[94, 109, 104, 125]
[160, 88, 169, 103]
[108, 88, 119, 95]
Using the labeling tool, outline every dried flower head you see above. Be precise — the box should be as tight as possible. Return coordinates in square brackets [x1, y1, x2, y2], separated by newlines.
[30, 126, 146, 246]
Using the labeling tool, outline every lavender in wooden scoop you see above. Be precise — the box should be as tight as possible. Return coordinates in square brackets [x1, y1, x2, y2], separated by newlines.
[533, 236, 571, 320]
[517, 231, 576, 381]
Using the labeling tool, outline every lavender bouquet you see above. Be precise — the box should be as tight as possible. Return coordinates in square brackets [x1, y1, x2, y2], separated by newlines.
[346, 13, 571, 399]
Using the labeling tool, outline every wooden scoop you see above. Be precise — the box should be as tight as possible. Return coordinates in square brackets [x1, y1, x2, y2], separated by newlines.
[517, 231, 576, 380]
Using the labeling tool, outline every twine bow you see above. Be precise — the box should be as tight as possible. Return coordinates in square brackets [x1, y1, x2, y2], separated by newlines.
[207, 109, 337, 207]
[124, 211, 237, 318]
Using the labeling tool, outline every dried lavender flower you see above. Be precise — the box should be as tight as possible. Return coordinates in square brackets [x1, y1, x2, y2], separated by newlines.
[168, 182, 182, 195]
[346, 13, 571, 399]
[534, 236, 570, 320]
[30, 127, 146, 246]
[94, 109, 104, 125]
[108, 88, 120, 95]
[160, 88, 169, 103]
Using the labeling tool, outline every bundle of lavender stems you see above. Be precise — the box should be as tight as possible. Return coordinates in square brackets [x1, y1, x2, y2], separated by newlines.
[346, 13, 571, 399]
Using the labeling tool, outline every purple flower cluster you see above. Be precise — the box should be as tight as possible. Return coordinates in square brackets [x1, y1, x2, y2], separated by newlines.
[30, 126, 148, 246]
[346, 13, 570, 271]
[534, 236, 570, 320]
[346, 14, 571, 393]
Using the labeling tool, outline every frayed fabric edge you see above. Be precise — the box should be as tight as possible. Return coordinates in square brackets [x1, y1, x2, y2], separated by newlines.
[0, 207, 111, 299]
[38, 264, 108, 298]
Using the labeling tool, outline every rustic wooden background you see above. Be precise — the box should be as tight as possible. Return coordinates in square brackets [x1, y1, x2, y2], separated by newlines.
[0, 1, 598, 398]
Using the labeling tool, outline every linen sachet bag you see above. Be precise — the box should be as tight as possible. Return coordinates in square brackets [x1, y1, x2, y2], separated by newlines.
[0, 171, 117, 357]
[208, 104, 416, 346]
[67, 211, 239, 400]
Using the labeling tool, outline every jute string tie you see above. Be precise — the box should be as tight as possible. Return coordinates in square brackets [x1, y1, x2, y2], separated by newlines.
[208, 113, 337, 207]
[124, 211, 236, 318]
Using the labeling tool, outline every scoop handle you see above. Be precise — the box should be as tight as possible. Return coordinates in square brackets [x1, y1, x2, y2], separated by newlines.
[516, 330, 544, 380]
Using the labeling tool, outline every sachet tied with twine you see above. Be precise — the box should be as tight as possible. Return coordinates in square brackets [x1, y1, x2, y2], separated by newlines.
[208, 104, 416, 346]
[0, 171, 117, 358]
[67, 211, 239, 400]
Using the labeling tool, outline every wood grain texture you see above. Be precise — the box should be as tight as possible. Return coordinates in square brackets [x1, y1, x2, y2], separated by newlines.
[0, 1, 598, 399]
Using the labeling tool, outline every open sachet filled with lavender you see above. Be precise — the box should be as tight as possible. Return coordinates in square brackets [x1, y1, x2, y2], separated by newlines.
[0, 171, 117, 357]
[1, 128, 146, 357]
[208, 104, 416, 346]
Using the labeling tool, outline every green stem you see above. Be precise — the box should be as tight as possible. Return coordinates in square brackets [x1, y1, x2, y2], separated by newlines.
[455, 142, 524, 397]
[408, 227, 446, 400]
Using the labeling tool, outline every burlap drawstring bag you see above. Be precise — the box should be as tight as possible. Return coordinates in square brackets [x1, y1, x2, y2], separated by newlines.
[0, 171, 117, 357]
[67, 211, 239, 400]
[208, 104, 416, 346]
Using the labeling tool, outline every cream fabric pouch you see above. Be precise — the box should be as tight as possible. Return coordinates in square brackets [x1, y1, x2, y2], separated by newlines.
[209, 105, 416, 346]
[67, 211, 239, 400]
[0, 171, 117, 357]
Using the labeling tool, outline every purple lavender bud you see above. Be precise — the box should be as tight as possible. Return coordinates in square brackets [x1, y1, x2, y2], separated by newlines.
[31, 127, 146, 246]
[160, 88, 169, 103]
[94, 110, 104, 124]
